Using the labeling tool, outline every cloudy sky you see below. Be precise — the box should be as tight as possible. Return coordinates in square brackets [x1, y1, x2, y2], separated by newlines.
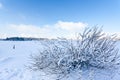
[0, 0, 120, 38]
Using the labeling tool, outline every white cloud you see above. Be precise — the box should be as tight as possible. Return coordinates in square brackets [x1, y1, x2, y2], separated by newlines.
[0, 21, 87, 39]
[55, 21, 87, 32]
[0, 3, 3, 9]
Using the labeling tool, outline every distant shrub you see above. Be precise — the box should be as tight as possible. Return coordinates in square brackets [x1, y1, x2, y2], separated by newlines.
[29, 27, 120, 79]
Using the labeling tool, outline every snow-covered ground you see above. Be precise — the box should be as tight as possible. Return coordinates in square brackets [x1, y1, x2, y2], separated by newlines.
[0, 41, 120, 80]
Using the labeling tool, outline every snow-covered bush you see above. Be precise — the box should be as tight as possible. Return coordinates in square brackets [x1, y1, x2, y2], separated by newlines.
[29, 27, 120, 78]
[75, 27, 120, 69]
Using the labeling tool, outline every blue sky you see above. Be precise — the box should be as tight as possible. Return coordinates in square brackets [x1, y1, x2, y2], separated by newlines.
[0, 0, 120, 38]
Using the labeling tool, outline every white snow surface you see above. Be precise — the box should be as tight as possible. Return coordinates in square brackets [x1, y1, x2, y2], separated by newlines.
[0, 41, 120, 80]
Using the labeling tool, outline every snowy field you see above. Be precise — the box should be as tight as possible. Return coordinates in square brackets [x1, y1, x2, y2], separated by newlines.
[0, 41, 120, 80]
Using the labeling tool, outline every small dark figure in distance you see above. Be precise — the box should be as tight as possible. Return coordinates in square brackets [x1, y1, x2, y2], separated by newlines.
[13, 45, 15, 49]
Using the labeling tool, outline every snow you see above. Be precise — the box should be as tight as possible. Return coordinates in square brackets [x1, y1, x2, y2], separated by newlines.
[0, 41, 120, 80]
[0, 41, 46, 80]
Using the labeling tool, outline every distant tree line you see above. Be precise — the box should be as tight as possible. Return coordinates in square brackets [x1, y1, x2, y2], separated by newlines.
[1, 37, 48, 41]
